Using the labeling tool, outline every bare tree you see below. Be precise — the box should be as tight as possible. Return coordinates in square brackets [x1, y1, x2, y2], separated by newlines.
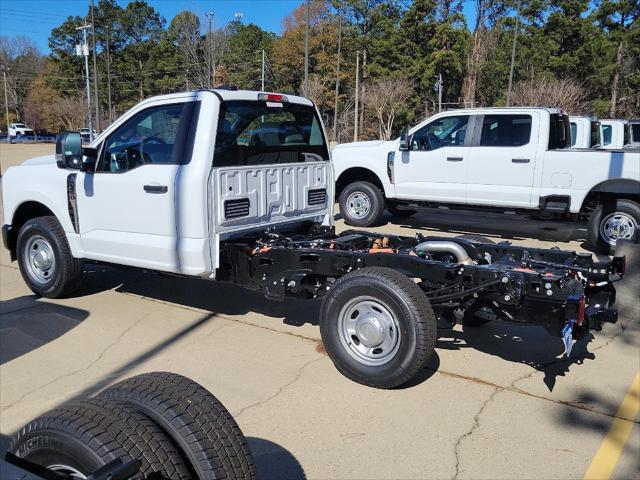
[54, 95, 89, 130]
[363, 77, 413, 140]
[461, 1, 503, 106]
[510, 77, 589, 114]
[0, 35, 42, 122]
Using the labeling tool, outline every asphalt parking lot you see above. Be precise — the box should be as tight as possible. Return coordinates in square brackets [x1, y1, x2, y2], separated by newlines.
[1, 144, 639, 479]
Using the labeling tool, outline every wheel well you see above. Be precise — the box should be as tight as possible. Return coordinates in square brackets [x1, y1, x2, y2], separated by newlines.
[580, 188, 640, 213]
[6, 201, 55, 252]
[335, 168, 385, 200]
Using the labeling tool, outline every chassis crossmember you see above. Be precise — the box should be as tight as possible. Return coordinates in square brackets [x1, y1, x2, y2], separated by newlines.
[221, 226, 622, 339]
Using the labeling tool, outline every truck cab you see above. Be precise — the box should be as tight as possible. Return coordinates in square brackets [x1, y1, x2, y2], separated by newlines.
[2, 90, 332, 283]
[599, 119, 631, 149]
[569, 116, 601, 148]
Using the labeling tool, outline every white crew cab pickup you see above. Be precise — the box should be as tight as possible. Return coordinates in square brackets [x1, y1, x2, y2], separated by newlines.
[569, 116, 601, 148]
[333, 107, 640, 253]
[0, 92, 628, 390]
[600, 119, 631, 149]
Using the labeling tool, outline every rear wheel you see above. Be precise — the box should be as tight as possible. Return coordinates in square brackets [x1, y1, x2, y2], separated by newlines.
[588, 199, 640, 254]
[16, 216, 83, 298]
[320, 267, 437, 388]
[339, 181, 385, 227]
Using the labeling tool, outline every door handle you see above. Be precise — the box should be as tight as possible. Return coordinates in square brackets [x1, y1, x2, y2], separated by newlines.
[447, 157, 463, 162]
[512, 158, 531, 163]
[143, 185, 168, 194]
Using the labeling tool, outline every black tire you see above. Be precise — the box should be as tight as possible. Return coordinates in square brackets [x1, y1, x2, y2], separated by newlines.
[319, 267, 437, 389]
[16, 216, 83, 298]
[99, 372, 256, 480]
[9, 398, 192, 479]
[588, 199, 640, 254]
[339, 181, 384, 227]
[387, 204, 417, 218]
[456, 234, 496, 245]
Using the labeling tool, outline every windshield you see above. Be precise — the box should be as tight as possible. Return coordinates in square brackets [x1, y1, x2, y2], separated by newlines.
[14, 123, 26, 128]
[213, 100, 329, 167]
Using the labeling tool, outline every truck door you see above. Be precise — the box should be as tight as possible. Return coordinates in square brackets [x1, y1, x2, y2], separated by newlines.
[465, 113, 538, 207]
[393, 114, 471, 204]
[76, 101, 196, 272]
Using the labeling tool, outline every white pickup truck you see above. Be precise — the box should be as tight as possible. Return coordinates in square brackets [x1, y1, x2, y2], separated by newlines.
[600, 119, 631, 149]
[1, 92, 626, 388]
[569, 116, 601, 148]
[333, 107, 640, 253]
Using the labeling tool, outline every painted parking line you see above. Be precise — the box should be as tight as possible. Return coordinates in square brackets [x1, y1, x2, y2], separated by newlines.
[583, 371, 640, 480]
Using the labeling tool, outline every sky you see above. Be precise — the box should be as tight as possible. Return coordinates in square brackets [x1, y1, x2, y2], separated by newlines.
[0, 0, 305, 53]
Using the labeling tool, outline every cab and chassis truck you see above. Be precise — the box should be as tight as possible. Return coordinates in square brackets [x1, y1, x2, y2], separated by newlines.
[1, 90, 625, 388]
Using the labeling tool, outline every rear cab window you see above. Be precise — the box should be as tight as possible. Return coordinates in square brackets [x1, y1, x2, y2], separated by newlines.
[479, 114, 532, 147]
[213, 100, 329, 167]
[549, 114, 571, 149]
[602, 125, 612, 146]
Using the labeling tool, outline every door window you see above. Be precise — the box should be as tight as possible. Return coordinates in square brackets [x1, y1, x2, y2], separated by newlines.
[410, 116, 469, 151]
[99, 103, 188, 172]
[479, 115, 532, 147]
[602, 125, 612, 146]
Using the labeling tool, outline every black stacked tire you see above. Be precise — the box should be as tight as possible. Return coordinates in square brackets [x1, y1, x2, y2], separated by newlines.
[319, 267, 437, 389]
[16, 216, 83, 298]
[339, 181, 385, 227]
[99, 372, 256, 480]
[9, 398, 191, 479]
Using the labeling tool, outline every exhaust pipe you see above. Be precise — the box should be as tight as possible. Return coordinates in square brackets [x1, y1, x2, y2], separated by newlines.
[415, 240, 474, 265]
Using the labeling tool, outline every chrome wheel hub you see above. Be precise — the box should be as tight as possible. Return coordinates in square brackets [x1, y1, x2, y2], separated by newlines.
[338, 296, 401, 366]
[24, 235, 56, 284]
[600, 212, 637, 246]
[346, 192, 371, 220]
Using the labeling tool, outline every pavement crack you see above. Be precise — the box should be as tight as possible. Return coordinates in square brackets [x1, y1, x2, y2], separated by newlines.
[452, 386, 500, 480]
[234, 356, 325, 418]
[2, 309, 159, 411]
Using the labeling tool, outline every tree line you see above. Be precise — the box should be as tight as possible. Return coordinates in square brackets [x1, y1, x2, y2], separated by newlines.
[0, 0, 638, 142]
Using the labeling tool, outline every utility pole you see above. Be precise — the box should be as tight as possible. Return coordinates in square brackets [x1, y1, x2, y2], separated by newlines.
[76, 24, 93, 141]
[506, 0, 520, 107]
[91, 0, 100, 132]
[206, 11, 214, 87]
[106, 26, 112, 123]
[2, 66, 9, 131]
[332, 11, 342, 143]
[303, 0, 309, 97]
[261, 49, 265, 91]
[354, 51, 360, 142]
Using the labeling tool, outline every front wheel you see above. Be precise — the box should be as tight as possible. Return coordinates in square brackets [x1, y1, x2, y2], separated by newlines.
[588, 199, 640, 254]
[339, 181, 384, 227]
[16, 216, 83, 298]
[320, 267, 437, 388]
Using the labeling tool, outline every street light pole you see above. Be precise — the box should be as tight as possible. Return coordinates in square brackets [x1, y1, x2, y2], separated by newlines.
[506, 0, 520, 107]
[91, 0, 100, 132]
[2, 66, 9, 131]
[206, 11, 214, 87]
[354, 51, 360, 142]
[332, 12, 342, 143]
[76, 24, 93, 142]
[261, 49, 265, 91]
[303, 0, 309, 97]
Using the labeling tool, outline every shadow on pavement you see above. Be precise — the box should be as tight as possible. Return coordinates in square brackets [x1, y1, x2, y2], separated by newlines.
[0, 296, 89, 365]
[76, 263, 323, 328]
[336, 208, 589, 246]
[248, 437, 306, 480]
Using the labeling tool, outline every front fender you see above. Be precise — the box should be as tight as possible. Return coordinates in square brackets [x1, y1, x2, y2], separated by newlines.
[2, 164, 84, 258]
